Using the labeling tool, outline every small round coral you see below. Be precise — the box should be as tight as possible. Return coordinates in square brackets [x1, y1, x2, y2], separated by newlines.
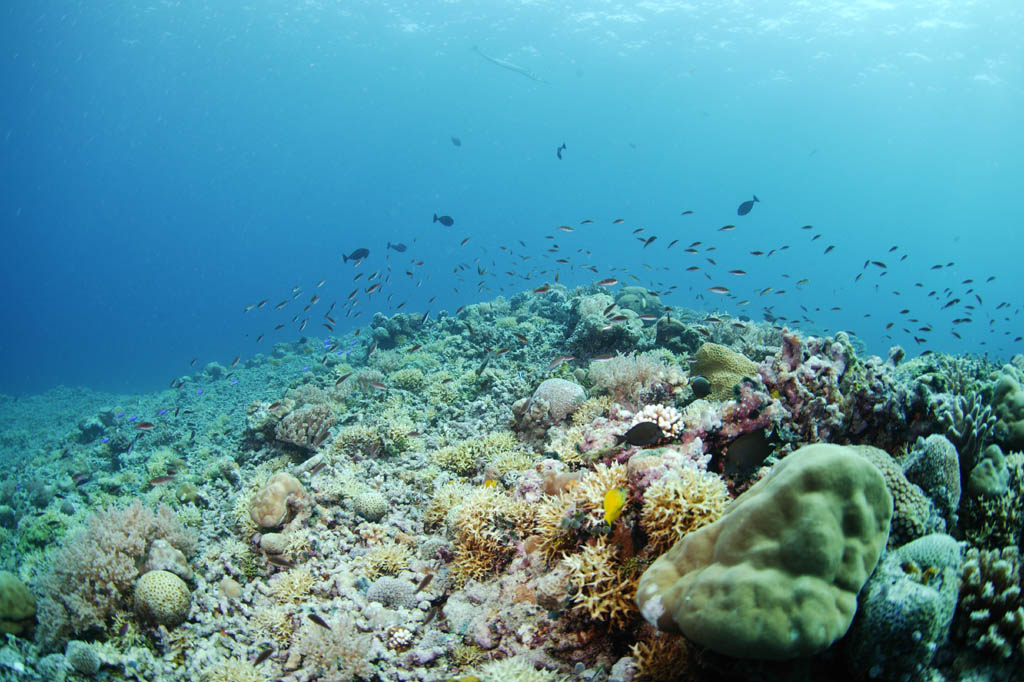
[354, 490, 388, 522]
[134, 570, 191, 627]
[529, 378, 586, 422]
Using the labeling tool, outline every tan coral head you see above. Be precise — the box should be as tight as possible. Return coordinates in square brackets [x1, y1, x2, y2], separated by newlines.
[250, 472, 306, 528]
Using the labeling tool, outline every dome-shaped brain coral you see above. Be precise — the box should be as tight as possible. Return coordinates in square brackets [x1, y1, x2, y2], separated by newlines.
[134, 570, 191, 628]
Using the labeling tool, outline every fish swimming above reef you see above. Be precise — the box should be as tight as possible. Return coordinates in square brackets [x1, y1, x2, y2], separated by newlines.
[387, 242, 407, 252]
[615, 421, 664, 446]
[556, 142, 566, 160]
[433, 214, 454, 227]
[451, 136, 462, 147]
[472, 45, 547, 83]
[737, 195, 760, 216]
[343, 248, 370, 263]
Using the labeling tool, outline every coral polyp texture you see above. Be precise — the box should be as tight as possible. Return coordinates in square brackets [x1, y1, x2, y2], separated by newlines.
[0, 286, 1018, 681]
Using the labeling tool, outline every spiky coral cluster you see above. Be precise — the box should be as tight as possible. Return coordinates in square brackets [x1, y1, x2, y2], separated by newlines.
[433, 431, 523, 476]
[640, 467, 730, 555]
[425, 481, 474, 528]
[35, 500, 195, 648]
[629, 633, 695, 681]
[450, 485, 534, 583]
[270, 564, 315, 603]
[632, 404, 684, 440]
[957, 545, 1024, 658]
[532, 463, 631, 563]
[362, 540, 412, 578]
[562, 535, 640, 629]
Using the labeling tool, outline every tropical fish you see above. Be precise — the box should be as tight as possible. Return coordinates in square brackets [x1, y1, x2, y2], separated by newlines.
[472, 45, 547, 82]
[737, 195, 760, 216]
[603, 488, 628, 525]
[343, 248, 369, 263]
[307, 613, 331, 630]
[433, 214, 454, 227]
[451, 136, 462, 147]
[149, 475, 175, 485]
[615, 421, 664, 446]
[708, 286, 730, 294]
[556, 142, 566, 160]
[546, 355, 575, 371]
[597, 278, 619, 286]
[387, 242, 407, 252]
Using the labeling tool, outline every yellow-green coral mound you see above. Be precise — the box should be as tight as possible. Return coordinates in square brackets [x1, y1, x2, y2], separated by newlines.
[689, 342, 760, 402]
[636, 443, 892, 660]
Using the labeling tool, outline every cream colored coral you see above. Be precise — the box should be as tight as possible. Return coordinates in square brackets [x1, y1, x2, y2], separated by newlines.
[533, 493, 580, 562]
[362, 541, 412, 578]
[641, 467, 730, 555]
[477, 655, 566, 682]
[425, 481, 474, 528]
[249, 472, 305, 528]
[632, 404, 684, 440]
[270, 565, 315, 603]
[203, 660, 266, 682]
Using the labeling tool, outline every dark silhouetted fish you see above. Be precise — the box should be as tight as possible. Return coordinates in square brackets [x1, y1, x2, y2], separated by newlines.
[433, 214, 454, 227]
[615, 421, 664, 446]
[451, 136, 462, 147]
[556, 142, 566, 160]
[387, 242, 407, 252]
[343, 248, 370, 263]
[737, 195, 760, 216]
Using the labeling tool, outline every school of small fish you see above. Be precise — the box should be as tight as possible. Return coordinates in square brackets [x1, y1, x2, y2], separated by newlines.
[171, 140, 1018, 389]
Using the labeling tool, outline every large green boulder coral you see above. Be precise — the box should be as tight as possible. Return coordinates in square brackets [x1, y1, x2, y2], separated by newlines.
[636, 443, 892, 660]
[0, 571, 35, 635]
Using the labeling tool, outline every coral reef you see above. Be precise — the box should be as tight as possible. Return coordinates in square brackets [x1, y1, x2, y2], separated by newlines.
[2, 286, 1018, 682]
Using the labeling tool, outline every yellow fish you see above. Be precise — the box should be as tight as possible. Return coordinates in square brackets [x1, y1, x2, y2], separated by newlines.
[483, 479, 498, 488]
[603, 488, 628, 525]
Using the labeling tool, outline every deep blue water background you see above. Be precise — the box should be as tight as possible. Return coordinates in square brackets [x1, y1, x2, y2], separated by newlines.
[0, 1, 1020, 396]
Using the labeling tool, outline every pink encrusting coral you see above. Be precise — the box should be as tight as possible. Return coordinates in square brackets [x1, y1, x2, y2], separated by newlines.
[759, 328, 853, 444]
[758, 328, 906, 449]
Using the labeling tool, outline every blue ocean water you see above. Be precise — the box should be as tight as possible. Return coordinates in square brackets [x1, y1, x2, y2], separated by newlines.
[0, 1, 1020, 396]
